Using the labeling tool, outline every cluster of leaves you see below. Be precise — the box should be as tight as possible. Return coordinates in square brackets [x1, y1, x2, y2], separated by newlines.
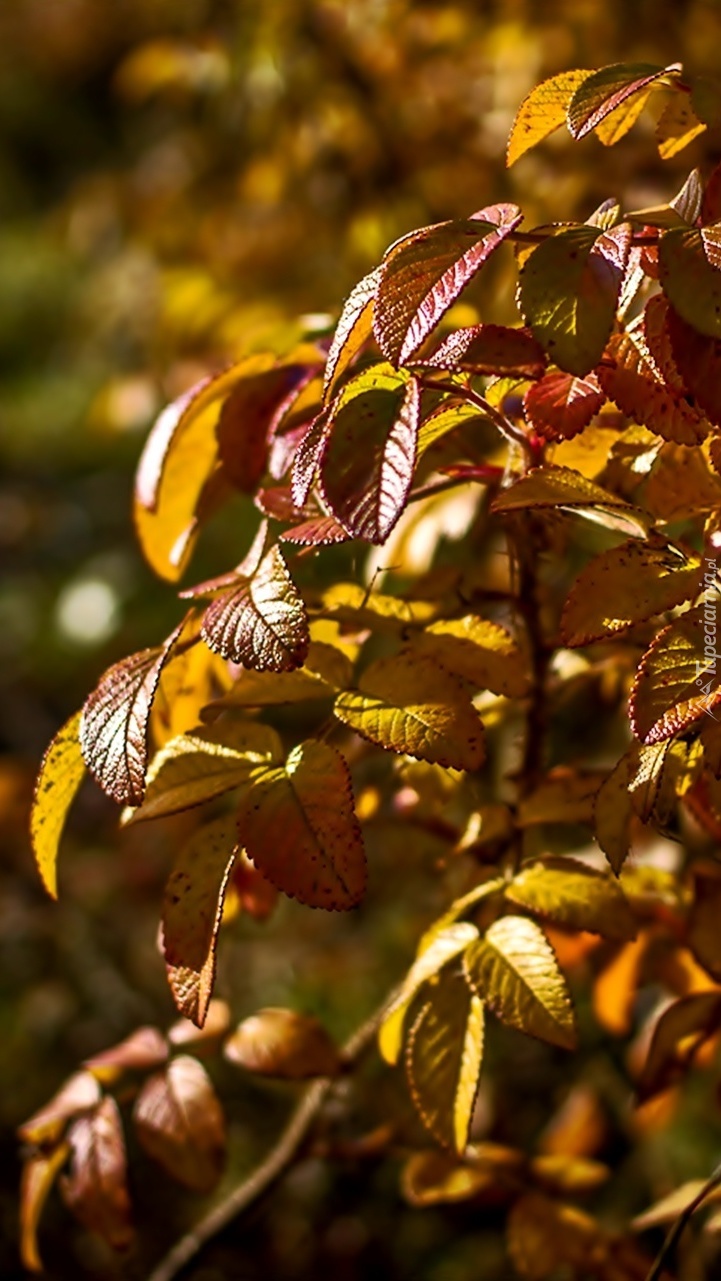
[22, 62, 721, 1277]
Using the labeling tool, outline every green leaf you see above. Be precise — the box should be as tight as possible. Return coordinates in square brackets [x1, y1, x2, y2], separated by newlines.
[630, 606, 721, 743]
[463, 916, 576, 1049]
[560, 540, 703, 646]
[566, 63, 679, 139]
[375, 204, 521, 365]
[30, 710, 85, 899]
[210, 640, 353, 708]
[323, 267, 382, 404]
[162, 815, 238, 1027]
[506, 69, 593, 166]
[237, 741, 366, 910]
[319, 365, 419, 543]
[128, 720, 282, 822]
[334, 653, 485, 770]
[201, 543, 309, 671]
[416, 397, 490, 458]
[659, 225, 721, 339]
[410, 616, 529, 698]
[518, 223, 631, 376]
[405, 964, 485, 1153]
[505, 857, 636, 941]
[379, 922, 479, 1065]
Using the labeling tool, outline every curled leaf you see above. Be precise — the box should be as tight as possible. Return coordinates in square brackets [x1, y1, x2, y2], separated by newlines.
[405, 964, 485, 1153]
[30, 710, 85, 899]
[133, 1055, 226, 1193]
[323, 267, 382, 404]
[566, 63, 679, 139]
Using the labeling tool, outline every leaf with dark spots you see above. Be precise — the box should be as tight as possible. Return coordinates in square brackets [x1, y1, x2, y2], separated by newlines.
[561, 540, 703, 646]
[598, 323, 708, 446]
[422, 324, 546, 378]
[375, 204, 521, 366]
[80, 619, 186, 805]
[630, 606, 721, 743]
[319, 366, 419, 543]
[566, 63, 679, 139]
[506, 69, 593, 166]
[201, 544, 309, 671]
[524, 370, 604, 440]
[237, 741, 366, 911]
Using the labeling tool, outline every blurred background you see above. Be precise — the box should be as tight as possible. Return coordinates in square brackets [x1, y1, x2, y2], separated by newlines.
[4, 1, 721, 1277]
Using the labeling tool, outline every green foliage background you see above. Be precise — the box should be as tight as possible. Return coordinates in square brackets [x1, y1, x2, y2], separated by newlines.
[5, 2, 721, 1277]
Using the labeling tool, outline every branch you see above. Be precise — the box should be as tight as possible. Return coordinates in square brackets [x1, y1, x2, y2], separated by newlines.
[147, 995, 393, 1281]
[645, 1163, 721, 1281]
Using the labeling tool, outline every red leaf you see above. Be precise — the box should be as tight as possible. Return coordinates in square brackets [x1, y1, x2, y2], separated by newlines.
[237, 740, 367, 910]
[83, 1028, 169, 1083]
[80, 619, 186, 805]
[231, 850, 279, 921]
[323, 266, 382, 403]
[598, 322, 707, 446]
[375, 203, 521, 366]
[566, 63, 679, 139]
[524, 370, 604, 441]
[18, 1072, 101, 1146]
[290, 408, 332, 507]
[280, 515, 351, 546]
[216, 363, 313, 492]
[659, 224, 721, 339]
[630, 607, 721, 743]
[423, 324, 546, 378]
[201, 544, 309, 671]
[667, 305, 721, 427]
[319, 368, 420, 543]
[61, 1098, 133, 1251]
[133, 1055, 226, 1193]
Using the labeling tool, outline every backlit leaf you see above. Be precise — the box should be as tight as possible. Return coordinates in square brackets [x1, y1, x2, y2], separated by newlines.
[334, 653, 485, 770]
[134, 361, 269, 581]
[424, 324, 546, 378]
[216, 361, 316, 492]
[322, 582, 436, 630]
[638, 991, 721, 1098]
[566, 63, 679, 139]
[659, 224, 721, 339]
[18, 1071, 101, 1147]
[592, 82, 657, 146]
[280, 513, 350, 546]
[630, 606, 721, 743]
[236, 740, 366, 910]
[201, 544, 309, 670]
[656, 92, 707, 158]
[506, 69, 593, 166]
[323, 267, 382, 404]
[517, 771, 602, 826]
[128, 720, 282, 822]
[162, 815, 238, 1026]
[133, 1055, 226, 1193]
[463, 915, 576, 1049]
[83, 1028, 168, 1085]
[379, 922, 480, 1065]
[290, 407, 332, 507]
[560, 540, 703, 646]
[416, 397, 490, 458]
[61, 1097, 134, 1251]
[491, 463, 634, 514]
[523, 370, 605, 441]
[405, 964, 485, 1153]
[80, 621, 184, 805]
[20, 1143, 71, 1273]
[224, 1008, 341, 1078]
[518, 223, 631, 376]
[210, 640, 353, 708]
[667, 305, 721, 427]
[375, 204, 521, 365]
[319, 365, 419, 543]
[30, 710, 85, 899]
[410, 616, 529, 697]
[506, 857, 636, 941]
[633, 1179, 721, 1231]
[168, 1000, 231, 1051]
[598, 323, 708, 445]
[401, 1147, 521, 1206]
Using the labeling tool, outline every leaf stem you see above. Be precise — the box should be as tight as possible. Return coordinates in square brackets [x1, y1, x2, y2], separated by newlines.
[146, 994, 393, 1281]
[644, 1163, 721, 1281]
[416, 375, 539, 469]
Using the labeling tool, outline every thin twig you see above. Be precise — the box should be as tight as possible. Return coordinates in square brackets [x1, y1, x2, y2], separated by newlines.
[417, 374, 536, 467]
[644, 1163, 721, 1281]
[147, 995, 393, 1281]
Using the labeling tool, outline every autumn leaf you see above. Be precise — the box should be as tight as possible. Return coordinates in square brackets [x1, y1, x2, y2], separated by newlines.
[224, 1008, 341, 1078]
[30, 710, 85, 899]
[506, 69, 593, 166]
[379, 922, 480, 1065]
[133, 1055, 226, 1193]
[20, 1143, 71, 1273]
[659, 224, 721, 339]
[523, 370, 605, 441]
[505, 857, 636, 941]
[667, 305, 721, 427]
[594, 755, 636, 875]
[236, 740, 366, 910]
[656, 91, 707, 158]
[560, 540, 703, 646]
[423, 324, 546, 378]
[162, 814, 238, 1026]
[211, 640, 353, 708]
[638, 991, 721, 1098]
[630, 606, 721, 743]
[375, 203, 521, 365]
[201, 543, 309, 670]
[216, 360, 318, 493]
[491, 463, 637, 515]
[507, 1192, 600, 1280]
[319, 365, 420, 543]
[61, 1097, 134, 1251]
[334, 653, 485, 770]
[401, 1146, 522, 1206]
[409, 615, 529, 697]
[598, 322, 708, 446]
[322, 582, 436, 630]
[566, 62, 679, 139]
[323, 267, 382, 404]
[128, 719, 282, 822]
[463, 916, 577, 1049]
[405, 964, 485, 1153]
[80, 621, 184, 805]
[83, 1028, 169, 1085]
[518, 223, 631, 376]
[688, 874, 721, 980]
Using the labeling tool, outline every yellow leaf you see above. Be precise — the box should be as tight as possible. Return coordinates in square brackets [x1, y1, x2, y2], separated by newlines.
[321, 581, 436, 630]
[506, 857, 636, 941]
[561, 541, 703, 647]
[594, 754, 635, 875]
[401, 1144, 524, 1206]
[592, 931, 650, 1035]
[593, 84, 655, 145]
[334, 653, 485, 770]
[30, 710, 85, 899]
[633, 1179, 721, 1231]
[405, 964, 485, 1153]
[379, 922, 479, 1065]
[464, 916, 577, 1049]
[411, 615, 529, 697]
[518, 770, 603, 826]
[507, 1192, 599, 1279]
[19, 1143, 71, 1272]
[506, 69, 593, 166]
[656, 91, 707, 158]
[211, 641, 353, 708]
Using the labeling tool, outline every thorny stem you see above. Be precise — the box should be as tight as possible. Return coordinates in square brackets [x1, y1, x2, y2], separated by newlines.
[146, 993, 394, 1281]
